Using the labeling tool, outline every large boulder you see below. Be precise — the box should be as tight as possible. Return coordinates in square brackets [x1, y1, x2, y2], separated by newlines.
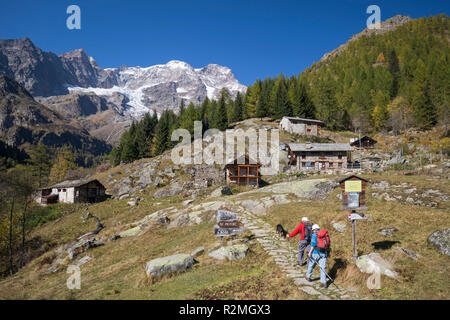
[428, 228, 450, 256]
[256, 179, 337, 199]
[356, 253, 398, 278]
[145, 254, 194, 277]
[208, 244, 249, 261]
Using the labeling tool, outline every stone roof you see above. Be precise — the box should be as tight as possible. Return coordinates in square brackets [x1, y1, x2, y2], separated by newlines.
[47, 179, 104, 189]
[281, 116, 325, 125]
[350, 136, 378, 146]
[287, 143, 354, 152]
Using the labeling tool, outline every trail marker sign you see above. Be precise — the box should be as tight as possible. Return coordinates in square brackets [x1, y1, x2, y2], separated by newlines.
[214, 210, 246, 237]
[338, 175, 371, 260]
[339, 175, 369, 211]
[348, 212, 365, 221]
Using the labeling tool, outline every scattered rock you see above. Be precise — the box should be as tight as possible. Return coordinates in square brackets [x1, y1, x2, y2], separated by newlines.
[127, 200, 137, 206]
[108, 234, 120, 241]
[145, 254, 194, 277]
[157, 216, 171, 224]
[67, 237, 104, 260]
[396, 247, 419, 260]
[119, 226, 142, 238]
[191, 247, 206, 258]
[153, 184, 183, 198]
[331, 221, 346, 233]
[182, 199, 194, 206]
[119, 194, 130, 200]
[356, 253, 398, 278]
[428, 228, 450, 256]
[211, 186, 233, 197]
[372, 181, 389, 190]
[208, 244, 249, 261]
[379, 228, 398, 236]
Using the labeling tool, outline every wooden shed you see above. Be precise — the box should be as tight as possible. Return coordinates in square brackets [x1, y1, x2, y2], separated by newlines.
[225, 156, 261, 187]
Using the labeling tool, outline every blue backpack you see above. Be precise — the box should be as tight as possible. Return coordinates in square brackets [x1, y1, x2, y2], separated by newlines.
[304, 222, 313, 242]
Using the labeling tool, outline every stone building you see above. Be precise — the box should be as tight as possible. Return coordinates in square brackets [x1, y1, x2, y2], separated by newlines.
[279, 117, 325, 136]
[286, 143, 354, 171]
[36, 179, 106, 204]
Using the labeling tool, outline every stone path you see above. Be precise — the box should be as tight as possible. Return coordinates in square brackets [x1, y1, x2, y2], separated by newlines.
[236, 206, 361, 300]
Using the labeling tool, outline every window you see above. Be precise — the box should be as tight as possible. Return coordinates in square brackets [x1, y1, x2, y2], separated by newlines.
[338, 155, 342, 160]
[329, 163, 333, 168]
[63, 189, 66, 192]
[338, 163, 342, 168]
[58, 189, 61, 192]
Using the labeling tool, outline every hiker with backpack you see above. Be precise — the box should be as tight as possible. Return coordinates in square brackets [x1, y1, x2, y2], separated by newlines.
[286, 217, 312, 266]
[306, 224, 330, 288]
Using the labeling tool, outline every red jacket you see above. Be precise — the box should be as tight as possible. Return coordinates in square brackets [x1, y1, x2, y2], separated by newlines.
[289, 222, 306, 240]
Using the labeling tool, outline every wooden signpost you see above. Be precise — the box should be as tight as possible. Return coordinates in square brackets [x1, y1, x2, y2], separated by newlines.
[214, 210, 246, 239]
[339, 175, 370, 260]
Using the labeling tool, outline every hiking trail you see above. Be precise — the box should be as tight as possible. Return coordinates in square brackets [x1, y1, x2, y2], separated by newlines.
[235, 206, 362, 300]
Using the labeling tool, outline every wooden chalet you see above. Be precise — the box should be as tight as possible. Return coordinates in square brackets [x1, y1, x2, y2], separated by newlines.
[350, 136, 377, 150]
[225, 156, 261, 187]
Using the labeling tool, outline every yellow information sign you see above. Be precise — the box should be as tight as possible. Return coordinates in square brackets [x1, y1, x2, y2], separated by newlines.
[345, 180, 362, 192]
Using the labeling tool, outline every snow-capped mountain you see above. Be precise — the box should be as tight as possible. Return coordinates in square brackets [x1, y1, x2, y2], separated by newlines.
[68, 60, 247, 116]
[0, 38, 247, 117]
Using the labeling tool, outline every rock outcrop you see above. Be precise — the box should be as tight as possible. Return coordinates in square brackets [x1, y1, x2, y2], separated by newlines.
[428, 228, 450, 256]
[208, 244, 249, 261]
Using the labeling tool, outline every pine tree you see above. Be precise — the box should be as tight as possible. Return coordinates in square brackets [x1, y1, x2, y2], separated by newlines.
[387, 48, 400, 98]
[26, 143, 52, 187]
[153, 111, 170, 156]
[231, 92, 244, 123]
[121, 122, 138, 162]
[214, 93, 228, 131]
[412, 59, 437, 129]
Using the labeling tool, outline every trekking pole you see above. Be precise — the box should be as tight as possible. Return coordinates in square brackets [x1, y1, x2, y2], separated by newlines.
[287, 237, 293, 263]
[308, 255, 339, 289]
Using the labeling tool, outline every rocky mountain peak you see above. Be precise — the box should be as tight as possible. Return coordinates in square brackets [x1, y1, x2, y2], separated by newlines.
[320, 15, 412, 62]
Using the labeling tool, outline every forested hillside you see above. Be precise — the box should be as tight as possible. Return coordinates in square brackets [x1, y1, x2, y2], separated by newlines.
[245, 14, 449, 131]
[112, 15, 449, 165]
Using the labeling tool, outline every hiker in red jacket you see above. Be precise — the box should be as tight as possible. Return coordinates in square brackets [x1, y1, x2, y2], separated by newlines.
[286, 217, 312, 266]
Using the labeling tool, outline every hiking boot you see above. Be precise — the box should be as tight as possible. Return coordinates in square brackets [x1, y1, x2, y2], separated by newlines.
[320, 283, 327, 288]
[301, 261, 307, 266]
[305, 277, 312, 282]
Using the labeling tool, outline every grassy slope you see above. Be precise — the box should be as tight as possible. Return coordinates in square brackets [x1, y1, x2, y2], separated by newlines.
[0, 122, 448, 300]
[0, 193, 306, 300]
[263, 173, 450, 299]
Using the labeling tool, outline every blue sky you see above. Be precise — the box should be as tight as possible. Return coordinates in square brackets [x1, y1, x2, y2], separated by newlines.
[1, 0, 448, 85]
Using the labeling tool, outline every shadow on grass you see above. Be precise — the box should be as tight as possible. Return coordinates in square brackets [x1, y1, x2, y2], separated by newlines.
[371, 240, 400, 250]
